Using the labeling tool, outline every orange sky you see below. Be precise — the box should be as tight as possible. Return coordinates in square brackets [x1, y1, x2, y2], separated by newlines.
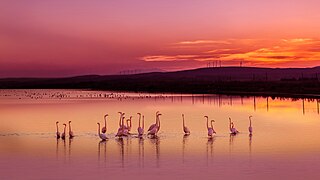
[1, 0, 320, 77]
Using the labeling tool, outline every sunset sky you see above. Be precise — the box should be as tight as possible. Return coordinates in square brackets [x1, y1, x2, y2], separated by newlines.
[1, 0, 320, 77]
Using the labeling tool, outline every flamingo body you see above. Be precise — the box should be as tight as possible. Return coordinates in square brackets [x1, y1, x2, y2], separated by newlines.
[97, 123, 108, 141]
[182, 114, 190, 135]
[56, 121, 60, 139]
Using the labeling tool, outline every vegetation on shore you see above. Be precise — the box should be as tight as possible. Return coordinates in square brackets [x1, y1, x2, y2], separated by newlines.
[1, 67, 320, 98]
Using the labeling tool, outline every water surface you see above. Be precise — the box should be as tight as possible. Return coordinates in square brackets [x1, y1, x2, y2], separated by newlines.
[1, 89, 320, 179]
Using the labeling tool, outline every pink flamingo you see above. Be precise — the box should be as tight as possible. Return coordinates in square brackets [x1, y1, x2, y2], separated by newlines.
[56, 121, 60, 139]
[116, 113, 124, 136]
[127, 116, 132, 132]
[229, 118, 233, 132]
[116, 116, 128, 137]
[148, 113, 161, 136]
[205, 116, 215, 137]
[229, 117, 239, 134]
[97, 123, 107, 140]
[68, 121, 74, 138]
[137, 113, 144, 136]
[148, 111, 159, 131]
[61, 123, 66, 140]
[182, 114, 190, 135]
[101, 114, 108, 133]
[248, 116, 253, 135]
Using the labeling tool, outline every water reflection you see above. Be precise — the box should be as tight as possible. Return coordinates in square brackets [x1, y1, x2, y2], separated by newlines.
[98, 140, 107, 167]
[149, 136, 160, 167]
[229, 134, 237, 156]
[249, 134, 253, 162]
[138, 137, 145, 168]
[2, 90, 320, 179]
[182, 134, 190, 164]
[206, 137, 214, 166]
[116, 138, 125, 168]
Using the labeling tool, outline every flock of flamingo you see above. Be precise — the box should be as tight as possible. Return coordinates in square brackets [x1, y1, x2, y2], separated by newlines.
[55, 111, 253, 141]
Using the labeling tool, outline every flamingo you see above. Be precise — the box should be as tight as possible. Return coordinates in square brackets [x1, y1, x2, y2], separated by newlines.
[68, 121, 74, 138]
[61, 123, 66, 140]
[182, 114, 190, 135]
[229, 117, 239, 134]
[156, 113, 161, 133]
[205, 116, 215, 137]
[56, 121, 60, 139]
[137, 113, 144, 136]
[248, 116, 253, 135]
[229, 117, 233, 132]
[148, 111, 159, 131]
[116, 116, 128, 137]
[101, 114, 108, 133]
[148, 113, 161, 136]
[97, 123, 107, 141]
[127, 116, 132, 132]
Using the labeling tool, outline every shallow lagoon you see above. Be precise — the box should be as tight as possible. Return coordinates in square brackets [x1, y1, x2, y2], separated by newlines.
[1, 89, 320, 179]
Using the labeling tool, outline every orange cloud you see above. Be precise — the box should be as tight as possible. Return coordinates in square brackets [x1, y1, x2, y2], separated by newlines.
[141, 38, 320, 67]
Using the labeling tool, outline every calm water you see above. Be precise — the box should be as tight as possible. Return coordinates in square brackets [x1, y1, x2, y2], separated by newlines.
[1, 89, 320, 180]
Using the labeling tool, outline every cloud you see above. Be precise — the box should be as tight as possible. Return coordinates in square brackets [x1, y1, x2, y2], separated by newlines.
[141, 38, 320, 67]
[174, 40, 231, 45]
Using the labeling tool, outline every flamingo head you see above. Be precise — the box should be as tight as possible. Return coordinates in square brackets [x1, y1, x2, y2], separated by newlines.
[63, 123, 66, 126]
[157, 113, 162, 116]
[204, 116, 208, 119]
[137, 113, 141, 116]
[97, 122, 100, 125]
[182, 114, 184, 117]
[211, 120, 215, 123]
[56, 121, 59, 124]
[130, 116, 132, 120]
[229, 117, 232, 123]
[156, 111, 159, 115]
[69, 121, 71, 124]
[104, 114, 109, 118]
[118, 111, 122, 115]
[249, 115, 253, 120]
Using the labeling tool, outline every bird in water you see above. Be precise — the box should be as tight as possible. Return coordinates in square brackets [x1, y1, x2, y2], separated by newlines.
[61, 123, 66, 140]
[148, 113, 161, 136]
[101, 114, 108, 134]
[68, 121, 74, 138]
[148, 111, 159, 131]
[205, 116, 216, 137]
[229, 117, 239, 134]
[97, 123, 107, 141]
[56, 121, 60, 139]
[137, 113, 144, 136]
[182, 114, 190, 135]
[248, 115, 253, 135]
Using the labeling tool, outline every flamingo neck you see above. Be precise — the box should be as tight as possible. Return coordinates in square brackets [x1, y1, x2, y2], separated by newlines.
[138, 117, 141, 127]
[119, 117, 122, 127]
[206, 118, 209, 129]
[98, 124, 100, 135]
[56, 123, 59, 132]
[142, 116, 144, 129]
[183, 116, 185, 127]
[104, 116, 107, 127]
[64, 126, 66, 133]
[138, 114, 141, 127]
[69, 123, 71, 132]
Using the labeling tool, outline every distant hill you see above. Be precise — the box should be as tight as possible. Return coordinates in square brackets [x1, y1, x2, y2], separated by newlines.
[1, 66, 320, 97]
